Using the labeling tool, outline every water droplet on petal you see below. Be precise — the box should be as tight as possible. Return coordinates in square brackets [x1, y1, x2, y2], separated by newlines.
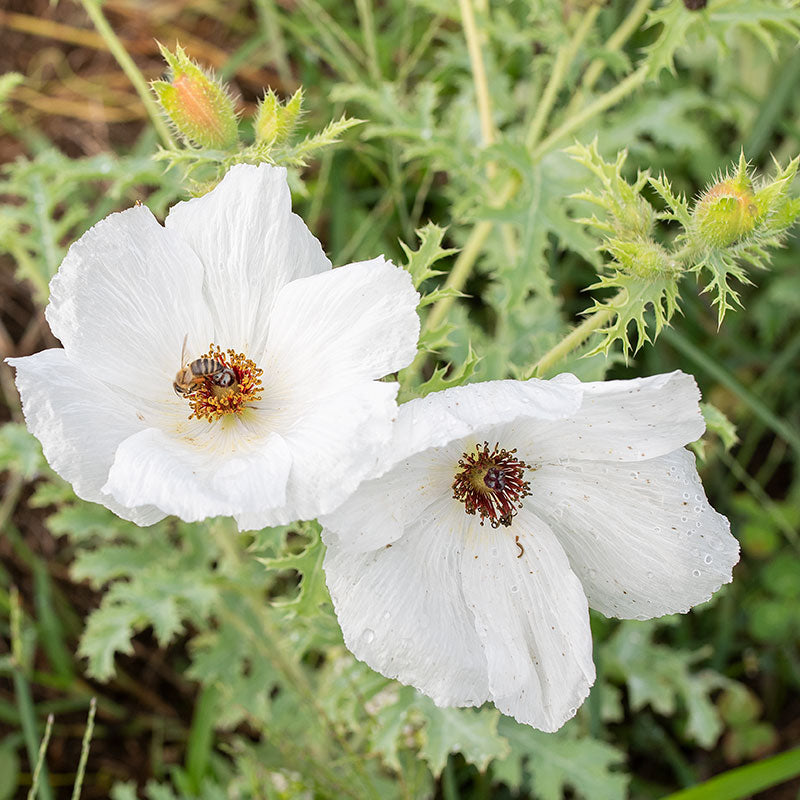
[692, 569, 701, 577]
[362, 628, 375, 644]
[704, 554, 713, 565]
[510, 584, 519, 593]
[646, 571, 654, 579]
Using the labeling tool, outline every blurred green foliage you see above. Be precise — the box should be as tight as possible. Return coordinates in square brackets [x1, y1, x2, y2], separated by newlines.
[1, 0, 800, 797]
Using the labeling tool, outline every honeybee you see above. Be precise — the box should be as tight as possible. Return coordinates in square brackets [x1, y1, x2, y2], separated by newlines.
[173, 335, 237, 396]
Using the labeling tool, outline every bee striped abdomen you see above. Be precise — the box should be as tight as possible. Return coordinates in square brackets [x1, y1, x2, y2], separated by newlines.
[190, 358, 224, 377]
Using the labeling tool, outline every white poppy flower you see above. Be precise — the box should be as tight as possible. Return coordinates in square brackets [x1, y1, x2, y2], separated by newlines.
[9, 164, 420, 528]
[320, 372, 740, 731]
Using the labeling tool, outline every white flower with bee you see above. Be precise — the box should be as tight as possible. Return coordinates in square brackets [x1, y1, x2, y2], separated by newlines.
[9, 164, 420, 529]
[319, 372, 740, 731]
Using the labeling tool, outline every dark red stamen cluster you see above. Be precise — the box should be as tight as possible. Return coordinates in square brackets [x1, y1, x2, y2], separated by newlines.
[452, 442, 531, 528]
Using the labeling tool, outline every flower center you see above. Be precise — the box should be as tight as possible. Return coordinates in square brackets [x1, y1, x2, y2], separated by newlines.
[452, 441, 531, 528]
[182, 344, 263, 422]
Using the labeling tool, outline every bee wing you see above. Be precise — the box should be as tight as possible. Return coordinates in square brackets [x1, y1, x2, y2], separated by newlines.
[180, 333, 189, 369]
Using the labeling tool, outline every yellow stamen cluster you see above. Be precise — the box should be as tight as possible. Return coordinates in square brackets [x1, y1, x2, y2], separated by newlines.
[186, 344, 263, 423]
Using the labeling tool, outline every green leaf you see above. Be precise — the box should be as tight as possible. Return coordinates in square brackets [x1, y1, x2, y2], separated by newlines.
[78, 603, 139, 680]
[604, 621, 726, 748]
[701, 403, 739, 451]
[400, 222, 458, 289]
[0, 423, 45, 480]
[257, 524, 330, 617]
[0, 742, 19, 800]
[416, 700, 509, 777]
[494, 717, 629, 800]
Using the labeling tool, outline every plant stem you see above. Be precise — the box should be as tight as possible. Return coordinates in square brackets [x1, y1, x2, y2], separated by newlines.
[530, 297, 618, 377]
[77, 0, 176, 149]
[563, 0, 653, 117]
[532, 64, 648, 158]
[661, 746, 800, 800]
[459, 0, 496, 152]
[27, 714, 54, 800]
[70, 698, 96, 800]
[525, 5, 601, 151]
[355, 0, 382, 81]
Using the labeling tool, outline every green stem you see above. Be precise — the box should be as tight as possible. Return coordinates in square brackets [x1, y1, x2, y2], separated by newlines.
[26, 713, 54, 800]
[525, 5, 602, 150]
[563, 0, 653, 117]
[70, 698, 96, 800]
[529, 296, 619, 377]
[355, 0, 382, 81]
[77, 0, 176, 149]
[460, 0, 496, 150]
[532, 64, 648, 158]
[661, 746, 800, 800]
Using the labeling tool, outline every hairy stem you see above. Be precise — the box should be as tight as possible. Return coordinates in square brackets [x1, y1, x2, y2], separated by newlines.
[525, 5, 601, 151]
[529, 295, 619, 377]
[564, 0, 653, 116]
[78, 0, 176, 149]
[459, 0, 496, 152]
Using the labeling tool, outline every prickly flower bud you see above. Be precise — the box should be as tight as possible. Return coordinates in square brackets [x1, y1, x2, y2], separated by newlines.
[254, 88, 303, 145]
[693, 154, 757, 248]
[152, 43, 238, 150]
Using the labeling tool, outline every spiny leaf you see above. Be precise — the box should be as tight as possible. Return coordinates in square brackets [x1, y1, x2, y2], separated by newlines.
[257, 524, 330, 617]
[399, 222, 458, 289]
[643, 0, 800, 79]
[494, 717, 628, 800]
[584, 272, 682, 359]
[413, 343, 480, 399]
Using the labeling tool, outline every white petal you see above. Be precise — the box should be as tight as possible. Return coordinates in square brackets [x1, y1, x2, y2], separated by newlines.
[528, 449, 740, 619]
[319, 444, 454, 552]
[521, 371, 704, 463]
[389, 376, 583, 466]
[323, 497, 489, 707]
[263, 257, 419, 397]
[45, 205, 214, 401]
[237, 381, 400, 529]
[460, 509, 595, 731]
[8, 350, 164, 526]
[103, 427, 292, 523]
[165, 164, 331, 357]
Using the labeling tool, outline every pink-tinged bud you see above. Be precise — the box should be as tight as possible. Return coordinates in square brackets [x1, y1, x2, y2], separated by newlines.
[694, 157, 758, 247]
[152, 43, 238, 150]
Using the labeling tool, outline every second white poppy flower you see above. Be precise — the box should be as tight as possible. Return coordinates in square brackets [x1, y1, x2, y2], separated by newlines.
[320, 372, 740, 731]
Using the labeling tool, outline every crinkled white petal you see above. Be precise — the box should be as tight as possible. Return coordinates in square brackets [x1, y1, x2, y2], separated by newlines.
[459, 509, 595, 731]
[103, 427, 292, 523]
[323, 496, 489, 707]
[319, 444, 456, 552]
[8, 349, 164, 526]
[262, 256, 420, 401]
[237, 381, 400, 530]
[517, 371, 704, 463]
[45, 205, 214, 402]
[527, 449, 740, 619]
[385, 375, 583, 465]
[165, 164, 331, 358]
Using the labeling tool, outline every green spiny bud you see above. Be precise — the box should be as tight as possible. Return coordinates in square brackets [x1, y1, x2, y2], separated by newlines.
[694, 153, 758, 247]
[606, 238, 680, 279]
[254, 88, 303, 145]
[152, 43, 238, 150]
